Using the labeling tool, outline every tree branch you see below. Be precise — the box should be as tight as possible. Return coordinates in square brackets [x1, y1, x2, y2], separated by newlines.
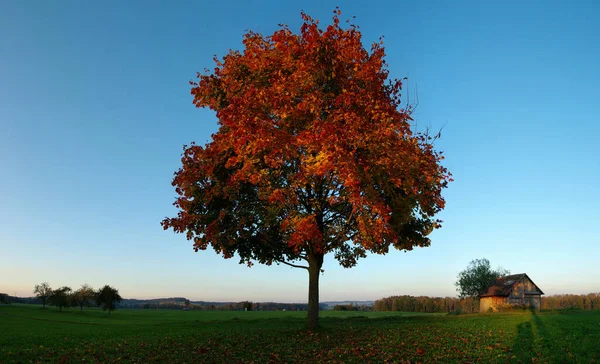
[276, 259, 309, 270]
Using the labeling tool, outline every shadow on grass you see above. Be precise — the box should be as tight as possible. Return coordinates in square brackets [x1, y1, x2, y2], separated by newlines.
[511, 310, 560, 362]
[512, 317, 534, 362]
[531, 310, 548, 338]
[531, 310, 565, 361]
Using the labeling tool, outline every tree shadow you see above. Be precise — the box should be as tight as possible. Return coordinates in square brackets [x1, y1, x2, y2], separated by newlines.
[512, 316, 534, 362]
[511, 310, 559, 362]
[531, 309, 560, 360]
[531, 310, 548, 340]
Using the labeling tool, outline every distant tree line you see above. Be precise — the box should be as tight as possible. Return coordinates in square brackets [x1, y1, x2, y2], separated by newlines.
[8, 291, 326, 312]
[332, 304, 373, 311]
[374, 293, 600, 314]
[236, 302, 319, 311]
[32, 282, 122, 314]
[374, 295, 480, 314]
[3, 296, 46, 305]
[130, 300, 320, 311]
[541, 293, 600, 310]
[112, 297, 324, 311]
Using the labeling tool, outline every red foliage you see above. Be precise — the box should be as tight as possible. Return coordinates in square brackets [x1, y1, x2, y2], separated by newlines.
[162, 9, 451, 328]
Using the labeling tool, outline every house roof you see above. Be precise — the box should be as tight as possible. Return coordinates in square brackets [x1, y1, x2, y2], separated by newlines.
[480, 273, 544, 297]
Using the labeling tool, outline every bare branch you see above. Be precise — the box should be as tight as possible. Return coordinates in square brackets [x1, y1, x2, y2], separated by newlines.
[276, 259, 309, 270]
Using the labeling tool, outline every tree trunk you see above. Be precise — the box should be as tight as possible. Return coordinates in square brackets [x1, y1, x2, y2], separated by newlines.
[307, 254, 324, 330]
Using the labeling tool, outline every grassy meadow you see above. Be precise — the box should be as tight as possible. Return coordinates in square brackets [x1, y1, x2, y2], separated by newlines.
[1, 304, 599, 363]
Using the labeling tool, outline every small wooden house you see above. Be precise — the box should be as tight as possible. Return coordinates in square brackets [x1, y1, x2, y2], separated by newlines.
[480, 273, 544, 312]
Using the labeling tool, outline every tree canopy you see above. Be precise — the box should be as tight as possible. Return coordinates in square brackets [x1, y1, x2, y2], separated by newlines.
[95, 285, 122, 314]
[72, 284, 95, 312]
[455, 258, 510, 299]
[162, 9, 451, 329]
[48, 286, 72, 312]
[34, 282, 53, 308]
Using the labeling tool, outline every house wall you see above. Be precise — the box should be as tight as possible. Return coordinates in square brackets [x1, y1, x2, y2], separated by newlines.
[510, 276, 542, 309]
[511, 276, 542, 297]
[480, 296, 507, 312]
[524, 295, 541, 310]
[480, 294, 541, 312]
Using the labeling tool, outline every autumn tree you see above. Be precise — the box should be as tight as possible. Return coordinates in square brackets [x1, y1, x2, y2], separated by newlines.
[455, 258, 510, 299]
[162, 9, 451, 329]
[34, 282, 53, 308]
[95, 285, 122, 314]
[48, 286, 72, 312]
[72, 284, 95, 312]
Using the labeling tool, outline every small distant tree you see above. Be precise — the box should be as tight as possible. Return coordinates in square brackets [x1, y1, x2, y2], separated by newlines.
[95, 285, 122, 314]
[333, 304, 358, 311]
[242, 301, 253, 311]
[0, 293, 10, 305]
[34, 282, 53, 308]
[72, 284, 95, 312]
[455, 258, 510, 298]
[49, 286, 72, 312]
[184, 299, 191, 309]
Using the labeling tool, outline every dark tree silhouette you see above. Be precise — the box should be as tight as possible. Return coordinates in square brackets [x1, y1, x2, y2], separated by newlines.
[72, 284, 95, 312]
[48, 286, 72, 312]
[33, 282, 53, 308]
[95, 285, 122, 314]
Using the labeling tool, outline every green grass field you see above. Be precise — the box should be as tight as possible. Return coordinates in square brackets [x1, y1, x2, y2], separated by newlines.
[1, 304, 599, 363]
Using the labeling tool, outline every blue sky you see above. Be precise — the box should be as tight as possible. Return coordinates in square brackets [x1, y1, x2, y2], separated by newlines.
[1, 0, 598, 302]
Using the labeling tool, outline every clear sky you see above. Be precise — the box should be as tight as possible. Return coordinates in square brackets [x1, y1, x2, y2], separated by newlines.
[1, 0, 598, 302]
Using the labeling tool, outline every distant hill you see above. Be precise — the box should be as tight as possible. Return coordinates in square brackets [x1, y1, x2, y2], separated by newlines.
[4, 295, 373, 310]
[120, 298, 374, 310]
[120, 298, 315, 311]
